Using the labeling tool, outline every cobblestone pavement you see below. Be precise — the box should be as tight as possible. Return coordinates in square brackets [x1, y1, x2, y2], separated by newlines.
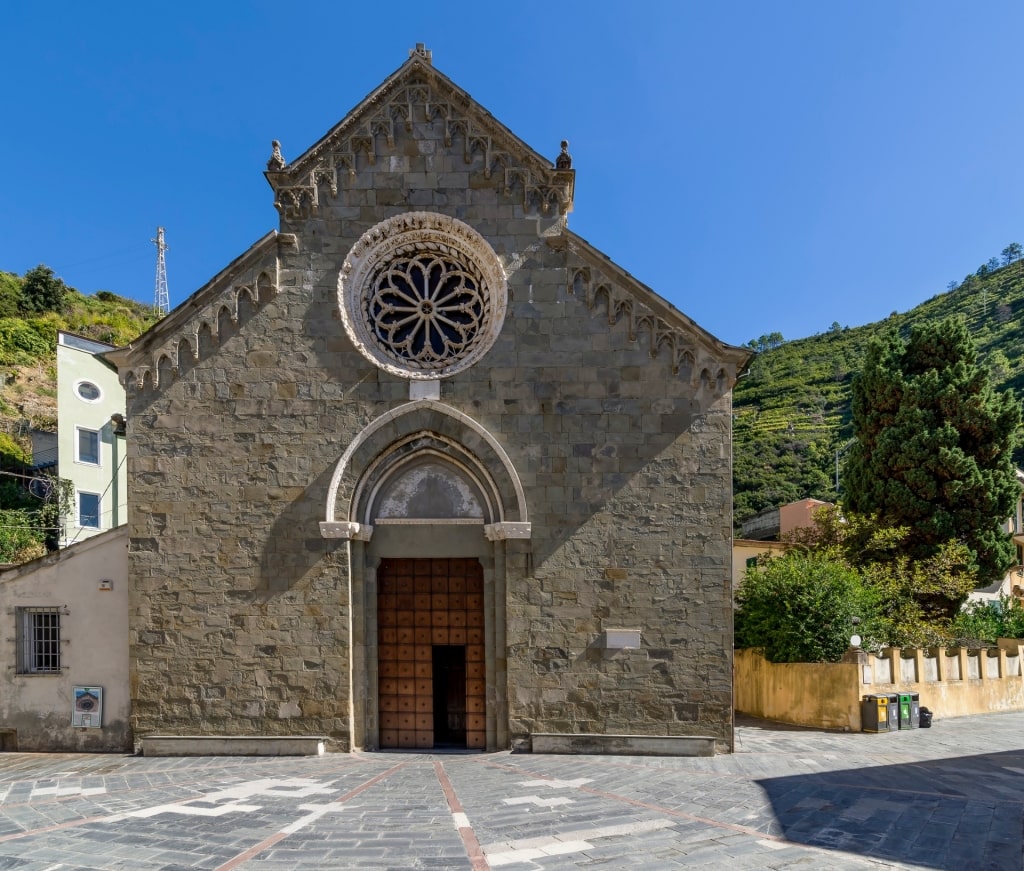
[0, 712, 1021, 870]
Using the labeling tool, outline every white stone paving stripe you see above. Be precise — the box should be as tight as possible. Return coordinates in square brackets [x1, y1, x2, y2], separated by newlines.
[104, 776, 337, 822]
[112, 799, 262, 819]
[31, 786, 106, 798]
[502, 795, 573, 808]
[483, 817, 676, 865]
[518, 777, 592, 789]
[280, 802, 348, 834]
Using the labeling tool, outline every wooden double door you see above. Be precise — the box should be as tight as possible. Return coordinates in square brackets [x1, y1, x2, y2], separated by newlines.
[377, 558, 486, 749]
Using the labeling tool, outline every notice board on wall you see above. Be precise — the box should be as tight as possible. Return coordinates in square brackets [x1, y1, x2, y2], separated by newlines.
[72, 686, 103, 728]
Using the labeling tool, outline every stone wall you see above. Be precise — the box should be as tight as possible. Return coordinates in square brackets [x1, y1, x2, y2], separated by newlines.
[125, 57, 742, 751]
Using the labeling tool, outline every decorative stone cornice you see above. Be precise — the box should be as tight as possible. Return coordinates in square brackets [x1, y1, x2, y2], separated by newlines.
[106, 232, 294, 393]
[264, 56, 574, 221]
[551, 231, 753, 392]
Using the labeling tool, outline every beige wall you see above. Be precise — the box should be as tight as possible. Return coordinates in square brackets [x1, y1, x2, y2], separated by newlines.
[736, 643, 1024, 731]
[0, 529, 129, 751]
[734, 648, 862, 730]
[862, 643, 1024, 719]
[732, 539, 788, 590]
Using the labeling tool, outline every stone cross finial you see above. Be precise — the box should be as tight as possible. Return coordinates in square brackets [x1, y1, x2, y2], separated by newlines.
[267, 140, 286, 171]
[409, 43, 433, 63]
[556, 140, 572, 170]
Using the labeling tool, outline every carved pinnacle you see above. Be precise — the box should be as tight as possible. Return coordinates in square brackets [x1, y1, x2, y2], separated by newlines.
[556, 140, 572, 170]
[267, 140, 286, 171]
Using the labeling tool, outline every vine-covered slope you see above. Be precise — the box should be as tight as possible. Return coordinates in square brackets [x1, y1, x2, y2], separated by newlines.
[734, 261, 1024, 527]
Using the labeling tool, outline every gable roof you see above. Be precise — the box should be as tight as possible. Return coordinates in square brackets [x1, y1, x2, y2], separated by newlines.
[103, 231, 288, 386]
[106, 47, 750, 390]
[264, 47, 575, 220]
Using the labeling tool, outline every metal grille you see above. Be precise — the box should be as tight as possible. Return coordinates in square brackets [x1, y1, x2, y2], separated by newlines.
[18, 608, 61, 673]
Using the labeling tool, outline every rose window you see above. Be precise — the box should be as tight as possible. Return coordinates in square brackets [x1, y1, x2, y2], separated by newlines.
[368, 253, 485, 367]
[339, 213, 507, 379]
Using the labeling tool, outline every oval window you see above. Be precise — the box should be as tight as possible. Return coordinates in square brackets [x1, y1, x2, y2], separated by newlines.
[76, 381, 101, 402]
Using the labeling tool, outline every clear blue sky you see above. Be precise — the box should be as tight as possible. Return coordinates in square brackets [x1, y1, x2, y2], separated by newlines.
[4, 2, 1023, 347]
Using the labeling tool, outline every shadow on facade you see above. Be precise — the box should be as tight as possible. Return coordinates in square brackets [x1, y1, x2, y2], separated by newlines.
[257, 460, 347, 593]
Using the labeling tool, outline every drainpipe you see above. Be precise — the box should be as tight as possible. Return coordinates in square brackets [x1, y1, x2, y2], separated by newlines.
[110, 414, 127, 528]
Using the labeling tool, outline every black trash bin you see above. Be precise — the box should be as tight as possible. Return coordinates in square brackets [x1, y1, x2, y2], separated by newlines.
[909, 692, 920, 728]
[919, 706, 933, 728]
[861, 694, 890, 732]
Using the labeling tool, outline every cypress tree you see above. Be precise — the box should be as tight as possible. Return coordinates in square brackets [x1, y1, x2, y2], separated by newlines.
[845, 318, 1021, 587]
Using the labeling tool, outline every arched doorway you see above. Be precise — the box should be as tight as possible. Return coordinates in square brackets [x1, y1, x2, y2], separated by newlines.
[320, 401, 530, 752]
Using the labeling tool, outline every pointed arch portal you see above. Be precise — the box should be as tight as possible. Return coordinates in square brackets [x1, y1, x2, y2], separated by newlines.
[320, 400, 529, 751]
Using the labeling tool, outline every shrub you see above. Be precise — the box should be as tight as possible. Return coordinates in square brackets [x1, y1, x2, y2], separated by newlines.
[0, 273, 23, 318]
[735, 551, 878, 663]
[20, 265, 67, 314]
[0, 318, 51, 366]
[952, 596, 1024, 644]
[0, 432, 30, 468]
[26, 312, 67, 349]
[0, 508, 45, 563]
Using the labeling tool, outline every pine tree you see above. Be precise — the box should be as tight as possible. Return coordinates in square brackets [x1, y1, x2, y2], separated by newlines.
[20, 264, 67, 314]
[845, 318, 1021, 588]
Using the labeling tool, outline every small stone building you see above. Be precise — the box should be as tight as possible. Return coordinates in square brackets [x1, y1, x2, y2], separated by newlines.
[0, 528, 129, 752]
[108, 46, 750, 753]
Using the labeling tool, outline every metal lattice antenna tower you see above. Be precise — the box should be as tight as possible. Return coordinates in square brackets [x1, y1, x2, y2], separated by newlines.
[152, 226, 170, 315]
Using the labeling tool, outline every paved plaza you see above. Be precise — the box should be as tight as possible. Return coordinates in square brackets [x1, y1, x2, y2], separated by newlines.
[0, 712, 1021, 870]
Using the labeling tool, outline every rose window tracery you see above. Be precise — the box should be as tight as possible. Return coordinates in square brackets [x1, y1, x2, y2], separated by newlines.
[368, 252, 485, 367]
[339, 213, 507, 379]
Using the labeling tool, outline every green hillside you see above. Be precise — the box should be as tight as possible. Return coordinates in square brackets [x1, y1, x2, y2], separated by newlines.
[734, 254, 1024, 528]
[0, 267, 158, 436]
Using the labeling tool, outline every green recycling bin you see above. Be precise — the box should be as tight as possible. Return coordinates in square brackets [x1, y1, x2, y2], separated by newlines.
[861, 694, 890, 732]
[898, 693, 914, 729]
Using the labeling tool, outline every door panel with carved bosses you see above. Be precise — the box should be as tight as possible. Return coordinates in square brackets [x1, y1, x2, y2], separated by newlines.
[377, 558, 485, 749]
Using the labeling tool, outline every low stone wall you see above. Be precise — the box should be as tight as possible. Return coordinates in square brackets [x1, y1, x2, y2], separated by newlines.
[733, 648, 862, 730]
[140, 735, 326, 756]
[735, 641, 1024, 731]
[859, 641, 1024, 721]
[531, 733, 716, 757]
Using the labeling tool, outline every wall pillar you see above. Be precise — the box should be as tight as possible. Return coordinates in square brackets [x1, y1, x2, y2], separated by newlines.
[494, 540, 508, 750]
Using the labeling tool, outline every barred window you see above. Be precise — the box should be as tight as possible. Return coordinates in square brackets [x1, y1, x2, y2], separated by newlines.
[17, 607, 61, 674]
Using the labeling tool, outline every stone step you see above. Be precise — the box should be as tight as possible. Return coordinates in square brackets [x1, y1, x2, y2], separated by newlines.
[140, 735, 327, 757]
[531, 733, 717, 757]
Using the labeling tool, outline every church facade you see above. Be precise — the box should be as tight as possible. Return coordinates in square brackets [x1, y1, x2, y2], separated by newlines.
[109, 46, 750, 753]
